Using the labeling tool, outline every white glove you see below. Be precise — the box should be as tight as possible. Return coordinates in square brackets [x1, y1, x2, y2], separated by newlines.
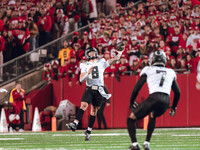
[0, 89, 8, 93]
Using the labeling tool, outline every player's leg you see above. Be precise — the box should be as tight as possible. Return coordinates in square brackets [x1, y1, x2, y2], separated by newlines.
[127, 112, 141, 150]
[143, 93, 170, 150]
[143, 112, 156, 150]
[85, 105, 100, 141]
[127, 98, 153, 150]
[66, 101, 89, 131]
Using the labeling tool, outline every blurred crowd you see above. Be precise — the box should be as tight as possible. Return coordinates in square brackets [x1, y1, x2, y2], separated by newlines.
[0, 0, 99, 65]
[43, 0, 200, 85]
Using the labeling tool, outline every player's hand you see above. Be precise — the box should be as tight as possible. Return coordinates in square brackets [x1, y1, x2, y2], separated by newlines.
[88, 66, 94, 74]
[116, 43, 125, 53]
[169, 107, 176, 117]
[130, 101, 138, 112]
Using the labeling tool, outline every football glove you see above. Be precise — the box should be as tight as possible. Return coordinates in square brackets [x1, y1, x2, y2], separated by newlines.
[130, 101, 139, 112]
[169, 107, 176, 117]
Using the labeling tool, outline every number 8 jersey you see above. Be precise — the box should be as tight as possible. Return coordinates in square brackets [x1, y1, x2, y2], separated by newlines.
[140, 66, 177, 95]
[80, 58, 110, 87]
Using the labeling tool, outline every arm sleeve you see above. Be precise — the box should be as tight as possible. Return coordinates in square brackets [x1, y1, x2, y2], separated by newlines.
[80, 63, 87, 73]
[171, 79, 181, 108]
[130, 74, 147, 104]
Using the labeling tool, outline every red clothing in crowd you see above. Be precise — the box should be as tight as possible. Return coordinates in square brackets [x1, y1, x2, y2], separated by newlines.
[37, 14, 52, 32]
[11, 89, 26, 110]
[0, 35, 5, 52]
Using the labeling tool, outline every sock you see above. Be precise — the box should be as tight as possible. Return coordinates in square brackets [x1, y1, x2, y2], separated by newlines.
[88, 115, 96, 128]
[146, 117, 156, 142]
[76, 109, 85, 122]
[132, 142, 139, 146]
[143, 141, 150, 146]
[127, 118, 137, 143]
[74, 120, 78, 126]
[87, 127, 92, 131]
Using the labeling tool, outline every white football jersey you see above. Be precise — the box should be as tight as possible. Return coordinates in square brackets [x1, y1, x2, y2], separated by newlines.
[80, 58, 110, 86]
[140, 66, 177, 95]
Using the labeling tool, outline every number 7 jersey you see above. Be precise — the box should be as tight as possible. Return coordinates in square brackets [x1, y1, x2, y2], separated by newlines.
[140, 66, 177, 95]
[80, 58, 110, 87]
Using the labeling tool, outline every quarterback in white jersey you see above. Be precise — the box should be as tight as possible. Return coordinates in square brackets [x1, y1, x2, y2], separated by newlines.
[67, 45, 125, 141]
[127, 50, 181, 150]
[80, 58, 110, 87]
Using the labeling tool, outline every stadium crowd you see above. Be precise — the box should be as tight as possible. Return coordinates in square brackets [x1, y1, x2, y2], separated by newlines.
[42, 0, 200, 85]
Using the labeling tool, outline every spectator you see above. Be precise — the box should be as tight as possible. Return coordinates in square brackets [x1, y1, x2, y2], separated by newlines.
[186, 53, 196, 73]
[2, 29, 13, 62]
[43, 63, 51, 81]
[9, 81, 26, 132]
[0, 34, 5, 81]
[51, 60, 61, 81]
[4, 103, 20, 132]
[66, 0, 80, 32]
[58, 40, 72, 67]
[97, 86, 110, 129]
[70, 31, 81, 47]
[116, 55, 129, 79]
[129, 36, 140, 66]
[176, 46, 186, 66]
[130, 58, 142, 75]
[26, 17, 39, 51]
[141, 55, 149, 68]
[167, 57, 178, 69]
[13, 19, 30, 57]
[186, 26, 200, 56]
[65, 56, 79, 87]
[80, 0, 93, 26]
[52, 9, 69, 40]
[71, 43, 85, 61]
[37, 7, 52, 46]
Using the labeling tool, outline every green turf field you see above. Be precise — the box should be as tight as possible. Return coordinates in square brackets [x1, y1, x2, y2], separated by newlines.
[0, 128, 200, 150]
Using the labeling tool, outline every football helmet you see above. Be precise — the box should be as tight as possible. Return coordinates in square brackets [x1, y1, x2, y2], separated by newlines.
[85, 47, 98, 60]
[149, 50, 167, 66]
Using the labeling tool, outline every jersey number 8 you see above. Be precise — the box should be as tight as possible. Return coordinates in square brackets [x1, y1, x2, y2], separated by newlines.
[92, 66, 99, 79]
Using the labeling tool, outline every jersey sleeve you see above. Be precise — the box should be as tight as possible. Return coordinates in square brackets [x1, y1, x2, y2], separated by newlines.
[140, 66, 148, 77]
[80, 63, 87, 73]
[171, 69, 177, 80]
[101, 58, 110, 69]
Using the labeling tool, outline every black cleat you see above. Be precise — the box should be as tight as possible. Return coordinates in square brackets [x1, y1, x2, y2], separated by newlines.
[84, 130, 91, 141]
[128, 144, 140, 150]
[66, 122, 77, 132]
[143, 143, 151, 150]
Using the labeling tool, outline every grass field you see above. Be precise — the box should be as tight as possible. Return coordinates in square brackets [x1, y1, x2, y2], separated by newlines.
[0, 128, 200, 150]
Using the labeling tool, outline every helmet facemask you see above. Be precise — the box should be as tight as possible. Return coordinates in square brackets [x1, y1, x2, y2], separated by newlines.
[85, 47, 98, 60]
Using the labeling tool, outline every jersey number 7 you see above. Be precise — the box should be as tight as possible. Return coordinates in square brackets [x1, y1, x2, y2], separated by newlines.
[156, 70, 166, 87]
[92, 66, 99, 79]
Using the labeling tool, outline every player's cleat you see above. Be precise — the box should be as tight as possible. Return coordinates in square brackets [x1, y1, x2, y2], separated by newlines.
[143, 142, 151, 150]
[84, 130, 91, 141]
[128, 144, 140, 150]
[66, 122, 77, 132]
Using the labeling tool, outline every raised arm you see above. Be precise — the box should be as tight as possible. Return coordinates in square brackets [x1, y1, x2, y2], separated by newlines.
[107, 50, 124, 65]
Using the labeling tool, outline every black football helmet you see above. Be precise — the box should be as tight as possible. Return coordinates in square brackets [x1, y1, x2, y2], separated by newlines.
[85, 47, 98, 60]
[149, 50, 167, 66]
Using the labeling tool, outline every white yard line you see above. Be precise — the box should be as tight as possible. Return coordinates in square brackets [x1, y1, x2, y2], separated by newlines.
[0, 138, 24, 140]
[0, 133, 45, 135]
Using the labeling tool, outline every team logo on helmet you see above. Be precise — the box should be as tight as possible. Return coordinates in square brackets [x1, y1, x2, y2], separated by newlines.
[149, 50, 167, 66]
[85, 47, 98, 60]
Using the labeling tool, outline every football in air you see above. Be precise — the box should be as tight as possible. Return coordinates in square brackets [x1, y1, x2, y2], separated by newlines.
[116, 43, 125, 52]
